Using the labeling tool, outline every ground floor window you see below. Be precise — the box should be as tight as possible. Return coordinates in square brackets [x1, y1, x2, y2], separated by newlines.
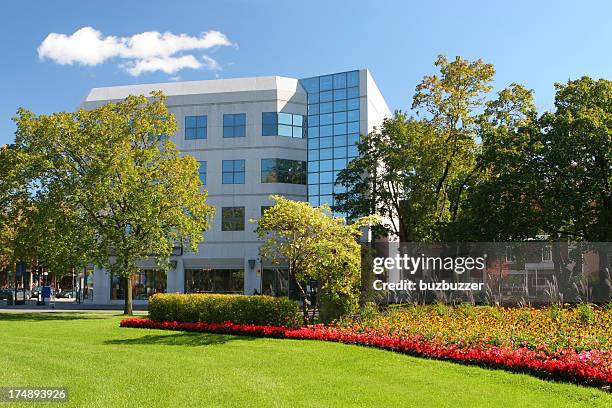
[185, 269, 244, 294]
[262, 268, 303, 300]
[110, 269, 166, 300]
[262, 268, 289, 297]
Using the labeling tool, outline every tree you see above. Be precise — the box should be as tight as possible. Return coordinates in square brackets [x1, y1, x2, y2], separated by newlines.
[538, 77, 611, 298]
[335, 113, 442, 242]
[12, 92, 215, 314]
[336, 55, 495, 241]
[254, 195, 378, 321]
[452, 84, 543, 241]
[412, 55, 495, 237]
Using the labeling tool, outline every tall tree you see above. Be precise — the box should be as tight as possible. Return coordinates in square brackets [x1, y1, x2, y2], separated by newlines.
[412, 55, 495, 236]
[452, 84, 542, 240]
[13, 92, 215, 314]
[336, 55, 495, 242]
[538, 77, 611, 298]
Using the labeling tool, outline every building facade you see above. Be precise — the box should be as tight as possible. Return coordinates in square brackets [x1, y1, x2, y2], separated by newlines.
[80, 69, 390, 305]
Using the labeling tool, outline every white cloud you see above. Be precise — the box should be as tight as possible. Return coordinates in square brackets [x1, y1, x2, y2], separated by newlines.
[37, 26, 235, 76]
[124, 55, 204, 76]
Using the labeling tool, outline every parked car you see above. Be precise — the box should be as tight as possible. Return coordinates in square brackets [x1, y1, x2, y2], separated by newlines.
[0, 288, 27, 304]
[0, 288, 14, 304]
[56, 290, 77, 299]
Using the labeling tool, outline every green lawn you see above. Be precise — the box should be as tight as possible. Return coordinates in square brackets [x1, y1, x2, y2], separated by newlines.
[0, 313, 610, 407]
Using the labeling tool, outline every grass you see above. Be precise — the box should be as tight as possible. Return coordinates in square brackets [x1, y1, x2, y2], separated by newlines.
[0, 313, 610, 407]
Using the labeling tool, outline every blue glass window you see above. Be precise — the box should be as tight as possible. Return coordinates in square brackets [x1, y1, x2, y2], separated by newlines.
[348, 133, 360, 145]
[334, 146, 346, 157]
[308, 149, 319, 160]
[308, 173, 319, 184]
[308, 184, 319, 195]
[333, 123, 347, 135]
[319, 102, 333, 114]
[347, 98, 359, 110]
[333, 100, 347, 111]
[320, 75, 333, 91]
[333, 135, 347, 146]
[320, 160, 333, 172]
[334, 112, 347, 123]
[308, 93, 320, 104]
[261, 159, 306, 184]
[308, 161, 319, 173]
[320, 90, 333, 102]
[347, 122, 360, 133]
[198, 161, 207, 185]
[308, 184, 319, 196]
[308, 103, 320, 115]
[185, 115, 207, 140]
[347, 110, 360, 122]
[222, 160, 245, 184]
[320, 137, 333, 148]
[308, 115, 319, 126]
[262, 112, 278, 136]
[320, 183, 333, 195]
[347, 87, 359, 99]
[320, 113, 333, 126]
[320, 125, 333, 137]
[302, 77, 319, 93]
[320, 148, 333, 160]
[333, 88, 347, 100]
[223, 114, 246, 138]
[308, 126, 319, 138]
[320, 172, 333, 184]
[308, 137, 320, 149]
[348, 145, 359, 157]
[347, 71, 359, 87]
[309, 196, 320, 207]
[262, 112, 304, 138]
[333, 72, 347, 89]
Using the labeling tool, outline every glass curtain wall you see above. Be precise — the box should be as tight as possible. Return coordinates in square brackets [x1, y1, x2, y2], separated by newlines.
[300, 70, 360, 208]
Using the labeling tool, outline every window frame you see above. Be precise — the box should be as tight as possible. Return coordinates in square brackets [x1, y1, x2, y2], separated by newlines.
[221, 207, 245, 231]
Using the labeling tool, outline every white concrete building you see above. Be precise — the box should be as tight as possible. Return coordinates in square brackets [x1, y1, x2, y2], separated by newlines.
[80, 69, 390, 305]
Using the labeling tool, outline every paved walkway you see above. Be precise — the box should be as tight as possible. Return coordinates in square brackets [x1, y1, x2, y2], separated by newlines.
[0, 300, 147, 313]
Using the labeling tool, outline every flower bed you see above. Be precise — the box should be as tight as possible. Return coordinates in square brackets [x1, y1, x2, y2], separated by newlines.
[121, 316, 612, 387]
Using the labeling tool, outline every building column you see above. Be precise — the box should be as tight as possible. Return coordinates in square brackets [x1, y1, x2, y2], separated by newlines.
[244, 254, 261, 295]
[93, 266, 110, 305]
[167, 258, 185, 294]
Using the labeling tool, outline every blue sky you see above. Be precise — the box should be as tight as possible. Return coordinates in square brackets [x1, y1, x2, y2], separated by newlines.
[1, 0, 610, 145]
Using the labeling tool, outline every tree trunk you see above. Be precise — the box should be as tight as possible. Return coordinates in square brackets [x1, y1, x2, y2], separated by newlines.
[123, 276, 133, 315]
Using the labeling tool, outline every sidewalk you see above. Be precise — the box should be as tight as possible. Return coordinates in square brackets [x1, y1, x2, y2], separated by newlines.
[0, 300, 148, 313]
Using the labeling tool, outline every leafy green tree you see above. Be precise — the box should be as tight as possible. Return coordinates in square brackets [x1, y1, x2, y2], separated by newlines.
[538, 77, 611, 298]
[452, 84, 543, 240]
[412, 55, 495, 235]
[254, 195, 378, 321]
[337, 55, 495, 241]
[12, 92, 215, 314]
[335, 113, 442, 242]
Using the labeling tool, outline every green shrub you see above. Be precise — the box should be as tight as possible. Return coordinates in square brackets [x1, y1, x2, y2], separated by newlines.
[148, 293, 303, 328]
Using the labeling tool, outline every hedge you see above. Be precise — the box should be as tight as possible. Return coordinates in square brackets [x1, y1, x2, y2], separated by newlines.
[148, 293, 303, 328]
